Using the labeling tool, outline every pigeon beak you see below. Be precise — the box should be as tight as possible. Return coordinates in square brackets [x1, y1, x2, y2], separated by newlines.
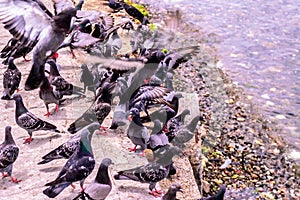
[127, 113, 133, 121]
[179, 188, 184, 193]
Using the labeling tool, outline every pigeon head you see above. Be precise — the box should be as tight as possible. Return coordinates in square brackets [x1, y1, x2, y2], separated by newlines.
[101, 158, 114, 167]
[5, 126, 12, 133]
[169, 183, 183, 193]
[129, 108, 140, 117]
[11, 93, 22, 101]
[53, 7, 77, 32]
[7, 57, 17, 70]
[81, 64, 88, 69]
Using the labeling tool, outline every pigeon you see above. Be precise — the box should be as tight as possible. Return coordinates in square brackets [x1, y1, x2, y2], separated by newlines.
[0, 126, 20, 183]
[200, 185, 226, 200]
[114, 146, 181, 197]
[120, 16, 134, 33]
[1, 57, 21, 100]
[39, 76, 63, 117]
[48, 59, 84, 96]
[149, 92, 183, 126]
[0, 37, 34, 64]
[108, 0, 123, 12]
[162, 183, 183, 200]
[105, 30, 122, 56]
[11, 94, 60, 144]
[165, 109, 190, 133]
[38, 134, 80, 165]
[126, 108, 150, 153]
[147, 119, 169, 151]
[0, 1, 77, 90]
[122, 2, 145, 23]
[80, 64, 99, 94]
[67, 82, 114, 134]
[43, 127, 96, 198]
[167, 115, 200, 146]
[74, 158, 114, 200]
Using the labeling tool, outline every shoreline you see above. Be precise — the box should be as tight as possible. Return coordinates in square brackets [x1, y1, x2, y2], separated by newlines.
[141, 0, 300, 198]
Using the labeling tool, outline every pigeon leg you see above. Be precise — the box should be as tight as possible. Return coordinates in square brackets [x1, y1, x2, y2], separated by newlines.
[128, 145, 137, 152]
[54, 104, 59, 113]
[44, 104, 51, 116]
[10, 176, 21, 183]
[24, 137, 33, 144]
[16, 88, 22, 92]
[24, 132, 33, 144]
[149, 190, 162, 197]
[71, 184, 76, 189]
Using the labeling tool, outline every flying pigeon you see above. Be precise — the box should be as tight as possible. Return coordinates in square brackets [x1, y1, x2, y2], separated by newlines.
[162, 183, 183, 200]
[1, 57, 21, 100]
[126, 108, 150, 154]
[11, 94, 60, 144]
[38, 134, 80, 165]
[43, 127, 96, 198]
[74, 158, 114, 200]
[0, 0, 77, 90]
[114, 146, 181, 197]
[0, 126, 20, 183]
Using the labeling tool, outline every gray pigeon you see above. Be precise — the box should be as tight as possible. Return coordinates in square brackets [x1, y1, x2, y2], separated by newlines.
[12, 94, 60, 144]
[147, 119, 169, 151]
[162, 183, 183, 200]
[38, 134, 80, 165]
[1, 57, 21, 100]
[43, 127, 96, 198]
[0, 126, 20, 183]
[0, 1, 77, 90]
[114, 146, 181, 197]
[74, 158, 114, 200]
[126, 108, 150, 153]
[167, 115, 200, 147]
[67, 82, 114, 134]
[39, 76, 63, 117]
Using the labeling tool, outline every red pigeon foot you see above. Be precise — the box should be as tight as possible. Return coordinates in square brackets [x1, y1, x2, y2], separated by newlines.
[23, 137, 33, 144]
[149, 190, 162, 197]
[10, 176, 21, 183]
[71, 184, 76, 189]
[44, 111, 51, 117]
[128, 145, 137, 152]
[2, 172, 9, 179]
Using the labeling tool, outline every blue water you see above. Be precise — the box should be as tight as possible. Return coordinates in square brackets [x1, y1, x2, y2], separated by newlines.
[148, 0, 300, 148]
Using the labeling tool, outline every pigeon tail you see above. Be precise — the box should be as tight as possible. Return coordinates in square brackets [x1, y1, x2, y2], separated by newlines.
[42, 121, 60, 133]
[43, 182, 70, 198]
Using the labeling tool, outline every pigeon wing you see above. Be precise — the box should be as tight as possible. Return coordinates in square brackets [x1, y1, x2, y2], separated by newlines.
[0, 0, 52, 47]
